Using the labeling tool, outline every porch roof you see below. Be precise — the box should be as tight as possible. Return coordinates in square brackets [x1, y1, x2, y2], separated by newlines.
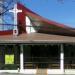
[0, 33, 75, 44]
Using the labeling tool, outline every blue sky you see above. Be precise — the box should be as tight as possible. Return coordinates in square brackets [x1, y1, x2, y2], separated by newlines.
[3, 0, 75, 29]
[19, 0, 75, 28]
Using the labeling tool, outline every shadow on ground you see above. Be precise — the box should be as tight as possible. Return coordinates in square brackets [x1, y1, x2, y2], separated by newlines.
[0, 73, 34, 75]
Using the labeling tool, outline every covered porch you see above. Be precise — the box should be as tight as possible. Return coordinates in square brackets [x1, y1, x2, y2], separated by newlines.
[0, 33, 75, 74]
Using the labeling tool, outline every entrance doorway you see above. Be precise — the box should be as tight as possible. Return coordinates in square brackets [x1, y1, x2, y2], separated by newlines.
[0, 45, 20, 70]
[23, 44, 60, 69]
[64, 44, 75, 69]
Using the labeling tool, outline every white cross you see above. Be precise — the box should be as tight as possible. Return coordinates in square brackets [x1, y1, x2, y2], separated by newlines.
[9, 4, 22, 36]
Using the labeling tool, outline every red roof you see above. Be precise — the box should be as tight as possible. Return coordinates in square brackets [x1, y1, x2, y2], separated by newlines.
[0, 3, 75, 36]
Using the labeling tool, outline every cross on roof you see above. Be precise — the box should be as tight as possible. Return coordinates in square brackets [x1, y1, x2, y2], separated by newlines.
[9, 4, 22, 36]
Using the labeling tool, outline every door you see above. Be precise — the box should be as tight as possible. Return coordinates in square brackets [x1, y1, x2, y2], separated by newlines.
[64, 44, 75, 69]
[31, 45, 60, 69]
[23, 44, 60, 69]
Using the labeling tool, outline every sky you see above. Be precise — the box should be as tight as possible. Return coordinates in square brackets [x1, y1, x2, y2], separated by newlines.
[19, 0, 75, 28]
[2, 0, 75, 30]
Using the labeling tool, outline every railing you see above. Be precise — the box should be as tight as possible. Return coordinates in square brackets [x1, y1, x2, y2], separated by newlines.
[1, 57, 75, 69]
[24, 57, 75, 69]
[0, 64, 20, 70]
[64, 57, 75, 69]
[24, 57, 60, 69]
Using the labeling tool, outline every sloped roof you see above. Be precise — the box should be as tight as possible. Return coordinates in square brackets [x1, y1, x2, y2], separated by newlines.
[1, 3, 75, 36]
[18, 3, 75, 36]
[0, 33, 75, 43]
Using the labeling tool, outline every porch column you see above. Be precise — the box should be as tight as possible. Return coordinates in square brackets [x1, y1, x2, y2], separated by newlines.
[20, 44, 24, 71]
[60, 44, 64, 73]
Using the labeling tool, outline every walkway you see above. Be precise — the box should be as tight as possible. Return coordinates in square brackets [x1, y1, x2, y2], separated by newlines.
[0, 73, 75, 75]
[36, 69, 47, 75]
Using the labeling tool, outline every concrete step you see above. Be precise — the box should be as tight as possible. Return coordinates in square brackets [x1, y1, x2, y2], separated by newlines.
[36, 69, 47, 75]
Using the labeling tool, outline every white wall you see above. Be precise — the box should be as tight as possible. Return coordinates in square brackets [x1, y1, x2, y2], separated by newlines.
[26, 16, 36, 33]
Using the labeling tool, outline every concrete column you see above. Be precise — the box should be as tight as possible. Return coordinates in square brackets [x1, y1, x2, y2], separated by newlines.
[60, 44, 64, 73]
[20, 44, 24, 71]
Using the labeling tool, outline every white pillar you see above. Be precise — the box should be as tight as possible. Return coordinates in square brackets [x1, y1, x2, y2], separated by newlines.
[20, 44, 24, 72]
[60, 44, 64, 73]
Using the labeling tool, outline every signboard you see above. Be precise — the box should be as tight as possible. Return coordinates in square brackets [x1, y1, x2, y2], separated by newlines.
[5, 54, 14, 64]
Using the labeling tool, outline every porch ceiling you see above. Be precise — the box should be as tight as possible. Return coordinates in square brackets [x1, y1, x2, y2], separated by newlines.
[0, 33, 75, 44]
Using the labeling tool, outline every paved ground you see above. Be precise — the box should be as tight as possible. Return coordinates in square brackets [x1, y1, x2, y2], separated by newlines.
[0, 73, 33, 75]
[0, 73, 75, 75]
